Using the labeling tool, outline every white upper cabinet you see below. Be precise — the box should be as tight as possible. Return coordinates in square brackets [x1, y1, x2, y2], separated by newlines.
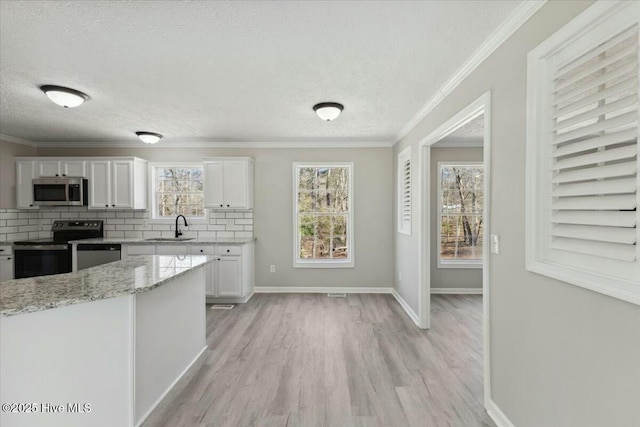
[203, 157, 253, 209]
[37, 159, 87, 177]
[89, 160, 112, 208]
[16, 159, 37, 209]
[63, 160, 87, 177]
[37, 160, 62, 177]
[88, 158, 147, 209]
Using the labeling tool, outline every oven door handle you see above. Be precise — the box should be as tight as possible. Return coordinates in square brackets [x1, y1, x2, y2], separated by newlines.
[13, 245, 68, 251]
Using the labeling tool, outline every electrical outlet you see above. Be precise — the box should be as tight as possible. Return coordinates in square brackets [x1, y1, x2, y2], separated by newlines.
[399, 272, 402, 281]
[270, 264, 276, 273]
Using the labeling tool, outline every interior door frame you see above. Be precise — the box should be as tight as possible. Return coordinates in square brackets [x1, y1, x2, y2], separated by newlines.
[417, 91, 492, 407]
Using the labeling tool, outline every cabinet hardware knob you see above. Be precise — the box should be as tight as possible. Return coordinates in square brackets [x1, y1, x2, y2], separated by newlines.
[226, 249, 230, 253]
[200, 249, 203, 253]
[0, 249, 4, 251]
[55, 174, 59, 177]
[112, 204, 115, 207]
[30, 204, 33, 207]
[227, 204, 230, 207]
[105, 204, 109, 207]
[220, 204, 223, 207]
[7, 257, 11, 260]
[63, 174, 66, 177]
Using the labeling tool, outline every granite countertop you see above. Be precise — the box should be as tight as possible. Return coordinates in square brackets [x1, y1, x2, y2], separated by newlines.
[0, 255, 214, 318]
[68, 237, 256, 245]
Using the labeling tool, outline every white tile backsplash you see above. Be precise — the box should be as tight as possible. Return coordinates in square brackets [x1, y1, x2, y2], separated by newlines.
[0, 208, 254, 242]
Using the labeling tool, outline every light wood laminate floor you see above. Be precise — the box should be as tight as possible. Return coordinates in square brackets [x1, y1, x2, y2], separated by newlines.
[142, 293, 493, 427]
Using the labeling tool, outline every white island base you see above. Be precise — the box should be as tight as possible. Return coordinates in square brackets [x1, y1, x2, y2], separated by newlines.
[1, 266, 206, 427]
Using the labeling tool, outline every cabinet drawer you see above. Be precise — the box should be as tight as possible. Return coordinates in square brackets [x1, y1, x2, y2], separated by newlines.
[189, 246, 216, 255]
[156, 245, 188, 255]
[217, 245, 241, 255]
[126, 245, 156, 255]
[0, 246, 13, 256]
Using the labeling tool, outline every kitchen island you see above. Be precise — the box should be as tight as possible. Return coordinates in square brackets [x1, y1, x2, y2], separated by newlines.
[0, 255, 212, 427]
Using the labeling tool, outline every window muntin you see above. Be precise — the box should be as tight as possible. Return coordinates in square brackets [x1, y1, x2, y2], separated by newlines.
[151, 164, 205, 221]
[438, 163, 484, 267]
[294, 163, 353, 267]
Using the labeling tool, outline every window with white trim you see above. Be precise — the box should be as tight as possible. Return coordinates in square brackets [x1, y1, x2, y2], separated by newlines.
[438, 162, 484, 268]
[526, 1, 639, 305]
[293, 163, 353, 268]
[150, 164, 206, 221]
[398, 146, 412, 235]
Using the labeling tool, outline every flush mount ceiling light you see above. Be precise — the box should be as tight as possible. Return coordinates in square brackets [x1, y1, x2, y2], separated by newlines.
[313, 102, 344, 121]
[40, 85, 89, 108]
[136, 131, 163, 144]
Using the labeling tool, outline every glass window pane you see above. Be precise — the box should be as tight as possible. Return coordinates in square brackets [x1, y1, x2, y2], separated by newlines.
[440, 215, 483, 261]
[154, 166, 205, 220]
[296, 165, 351, 261]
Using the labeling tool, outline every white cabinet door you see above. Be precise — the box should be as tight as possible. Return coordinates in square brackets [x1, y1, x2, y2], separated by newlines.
[205, 262, 216, 296]
[16, 160, 37, 209]
[216, 256, 242, 297]
[112, 160, 134, 208]
[37, 160, 62, 177]
[89, 160, 111, 208]
[63, 160, 87, 177]
[203, 161, 224, 208]
[223, 160, 248, 208]
[0, 256, 14, 282]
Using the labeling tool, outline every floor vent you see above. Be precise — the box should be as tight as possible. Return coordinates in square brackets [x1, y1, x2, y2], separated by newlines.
[327, 293, 347, 298]
[211, 304, 235, 310]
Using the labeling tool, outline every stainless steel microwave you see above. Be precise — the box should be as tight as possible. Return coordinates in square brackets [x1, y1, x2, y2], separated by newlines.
[32, 177, 88, 206]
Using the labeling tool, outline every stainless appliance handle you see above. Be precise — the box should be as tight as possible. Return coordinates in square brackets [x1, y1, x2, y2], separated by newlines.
[13, 245, 68, 251]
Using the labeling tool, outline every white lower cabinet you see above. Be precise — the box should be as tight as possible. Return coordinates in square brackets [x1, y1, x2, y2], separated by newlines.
[123, 242, 254, 301]
[216, 256, 242, 297]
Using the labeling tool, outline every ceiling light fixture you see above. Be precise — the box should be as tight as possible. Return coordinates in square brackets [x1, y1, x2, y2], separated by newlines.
[313, 102, 344, 121]
[40, 85, 89, 108]
[136, 131, 163, 144]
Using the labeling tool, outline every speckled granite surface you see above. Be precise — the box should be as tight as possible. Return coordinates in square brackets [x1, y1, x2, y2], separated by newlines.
[69, 237, 256, 245]
[0, 255, 214, 318]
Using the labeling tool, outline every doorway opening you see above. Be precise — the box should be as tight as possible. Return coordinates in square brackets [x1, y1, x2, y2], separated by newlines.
[417, 92, 491, 408]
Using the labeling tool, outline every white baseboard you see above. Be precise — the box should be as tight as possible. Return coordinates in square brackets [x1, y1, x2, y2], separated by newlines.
[206, 291, 254, 304]
[254, 286, 393, 294]
[431, 287, 483, 294]
[135, 345, 207, 427]
[391, 289, 421, 328]
[486, 399, 516, 427]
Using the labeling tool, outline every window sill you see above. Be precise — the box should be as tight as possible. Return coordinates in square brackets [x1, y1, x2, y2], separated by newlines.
[294, 260, 354, 269]
[148, 217, 208, 225]
[437, 260, 482, 269]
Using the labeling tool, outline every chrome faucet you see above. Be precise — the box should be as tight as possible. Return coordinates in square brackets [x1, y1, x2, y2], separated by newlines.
[175, 215, 188, 238]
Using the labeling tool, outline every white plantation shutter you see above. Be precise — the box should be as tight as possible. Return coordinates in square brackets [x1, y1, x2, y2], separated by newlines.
[527, 1, 640, 305]
[398, 147, 412, 234]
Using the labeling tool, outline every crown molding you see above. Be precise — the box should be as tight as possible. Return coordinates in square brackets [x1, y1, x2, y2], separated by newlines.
[25, 139, 394, 149]
[0, 134, 38, 147]
[393, 0, 547, 146]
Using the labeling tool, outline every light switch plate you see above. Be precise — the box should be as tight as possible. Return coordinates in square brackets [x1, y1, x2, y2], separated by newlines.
[490, 234, 500, 254]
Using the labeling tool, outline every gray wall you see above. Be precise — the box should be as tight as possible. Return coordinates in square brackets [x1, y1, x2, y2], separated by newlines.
[430, 146, 482, 290]
[392, 1, 640, 426]
[0, 140, 37, 208]
[34, 146, 393, 289]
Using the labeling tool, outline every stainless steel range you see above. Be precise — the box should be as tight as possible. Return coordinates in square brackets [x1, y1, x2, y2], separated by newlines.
[13, 220, 104, 279]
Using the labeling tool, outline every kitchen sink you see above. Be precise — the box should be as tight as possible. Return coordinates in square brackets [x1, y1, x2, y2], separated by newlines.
[143, 238, 195, 242]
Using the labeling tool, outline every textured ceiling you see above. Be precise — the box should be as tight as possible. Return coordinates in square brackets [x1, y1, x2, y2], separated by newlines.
[0, 1, 521, 144]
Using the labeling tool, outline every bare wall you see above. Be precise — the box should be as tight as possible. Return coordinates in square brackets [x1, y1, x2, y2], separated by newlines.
[36, 146, 393, 289]
[430, 146, 483, 290]
[0, 140, 37, 208]
[393, 1, 639, 426]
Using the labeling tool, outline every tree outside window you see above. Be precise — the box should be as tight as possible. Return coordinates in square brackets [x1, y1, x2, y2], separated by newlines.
[153, 166, 205, 220]
[439, 163, 484, 266]
[294, 163, 353, 267]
